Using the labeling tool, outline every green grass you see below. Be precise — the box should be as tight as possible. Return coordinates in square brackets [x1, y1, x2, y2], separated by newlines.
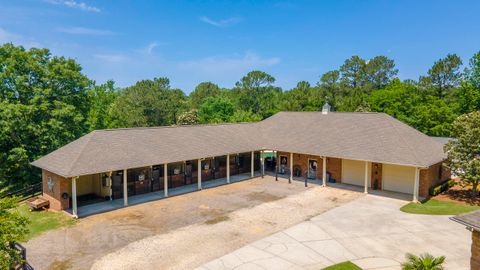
[322, 261, 362, 270]
[400, 199, 480, 215]
[17, 204, 76, 241]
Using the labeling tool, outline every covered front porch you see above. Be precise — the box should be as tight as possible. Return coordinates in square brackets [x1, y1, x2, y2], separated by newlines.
[68, 151, 263, 217]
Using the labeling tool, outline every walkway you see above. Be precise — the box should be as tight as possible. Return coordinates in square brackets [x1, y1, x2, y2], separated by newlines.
[73, 172, 261, 217]
[198, 194, 470, 270]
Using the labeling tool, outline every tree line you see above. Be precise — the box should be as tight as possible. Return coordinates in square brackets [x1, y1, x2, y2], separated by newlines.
[1, 43, 479, 192]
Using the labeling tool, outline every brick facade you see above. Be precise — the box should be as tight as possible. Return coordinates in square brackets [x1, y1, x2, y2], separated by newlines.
[276, 152, 342, 182]
[472, 231, 480, 270]
[42, 170, 71, 211]
[419, 161, 451, 197]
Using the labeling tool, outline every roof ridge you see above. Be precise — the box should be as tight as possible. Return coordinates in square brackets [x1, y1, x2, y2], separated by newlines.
[276, 111, 383, 114]
[95, 121, 259, 132]
[66, 132, 96, 176]
[383, 114, 424, 167]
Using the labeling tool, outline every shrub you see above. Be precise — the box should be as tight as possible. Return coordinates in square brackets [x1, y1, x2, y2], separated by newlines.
[429, 179, 455, 196]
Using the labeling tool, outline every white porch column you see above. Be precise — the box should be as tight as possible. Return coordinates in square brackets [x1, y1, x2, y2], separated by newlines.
[164, 163, 168, 197]
[198, 159, 202, 189]
[72, 176, 78, 218]
[251, 151, 254, 177]
[107, 171, 113, 200]
[322, 157, 327, 187]
[260, 151, 265, 178]
[123, 169, 128, 206]
[364, 161, 369, 194]
[227, 154, 230, 183]
[413, 167, 420, 202]
[289, 152, 293, 183]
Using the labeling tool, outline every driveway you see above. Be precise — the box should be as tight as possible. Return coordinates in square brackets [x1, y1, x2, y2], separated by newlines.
[199, 195, 470, 270]
[25, 176, 362, 270]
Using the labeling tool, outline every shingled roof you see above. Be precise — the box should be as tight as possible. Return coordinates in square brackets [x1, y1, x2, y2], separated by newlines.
[31, 112, 446, 178]
[451, 210, 480, 231]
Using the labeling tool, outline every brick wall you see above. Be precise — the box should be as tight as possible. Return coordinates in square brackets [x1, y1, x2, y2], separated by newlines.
[276, 152, 343, 182]
[277, 152, 324, 178]
[327, 157, 342, 183]
[42, 170, 70, 211]
[472, 231, 480, 270]
[419, 161, 451, 197]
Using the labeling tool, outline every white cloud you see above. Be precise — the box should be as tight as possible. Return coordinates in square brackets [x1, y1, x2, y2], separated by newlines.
[178, 52, 280, 74]
[45, 0, 100, 13]
[144, 42, 159, 55]
[200, 16, 243, 27]
[57, 27, 115, 35]
[94, 54, 128, 63]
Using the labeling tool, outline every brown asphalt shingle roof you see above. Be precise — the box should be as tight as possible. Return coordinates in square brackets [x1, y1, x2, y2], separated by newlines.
[31, 112, 446, 178]
[451, 210, 480, 231]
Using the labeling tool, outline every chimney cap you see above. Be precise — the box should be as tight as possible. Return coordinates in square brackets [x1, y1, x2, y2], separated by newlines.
[322, 102, 331, 114]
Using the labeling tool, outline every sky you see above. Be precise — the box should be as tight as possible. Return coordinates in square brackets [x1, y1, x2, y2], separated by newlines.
[0, 0, 479, 93]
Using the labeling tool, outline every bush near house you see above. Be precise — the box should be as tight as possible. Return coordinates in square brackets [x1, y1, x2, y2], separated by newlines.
[429, 179, 455, 196]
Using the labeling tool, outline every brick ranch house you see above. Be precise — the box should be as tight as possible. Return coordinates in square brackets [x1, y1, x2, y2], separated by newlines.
[31, 110, 450, 217]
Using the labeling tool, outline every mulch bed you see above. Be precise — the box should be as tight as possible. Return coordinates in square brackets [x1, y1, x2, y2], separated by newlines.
[433, 178, 480, 206]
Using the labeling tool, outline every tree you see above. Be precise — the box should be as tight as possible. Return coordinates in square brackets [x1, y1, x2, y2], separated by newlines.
[339, 56, 367, 88]
[230, 110, 262, 122]
[364, 56, 398, 89]
[176, 109, 199, 125]
[108, 77, 187, 128]
[198, 96, 235, 123]
[420, 54, 463, 98]
[458, 51, 480, 113]
[189, 82, 221, 108]
[445, 111, 480, 196]
[0, 43, 90, 190]
[0, 197, 29, 269]
[319, 70, 341, 107]
[234, 70, 280, 117]
[401, 253, 445, 270]
[86, 80, 118, 131]
[281, 81, 312, 111]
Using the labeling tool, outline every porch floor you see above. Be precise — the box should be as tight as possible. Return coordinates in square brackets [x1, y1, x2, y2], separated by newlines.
[69, 171, 261, 217]
[267, 171, 415, 201]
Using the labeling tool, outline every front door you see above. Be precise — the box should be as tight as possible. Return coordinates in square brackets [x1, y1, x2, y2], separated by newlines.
[112, 171, 123, 199]
[308, 160, 317, 179]
[279, 155, 288, 174]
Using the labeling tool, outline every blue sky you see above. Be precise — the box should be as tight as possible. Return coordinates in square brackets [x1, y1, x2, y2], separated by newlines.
[0, 0, 479, 93]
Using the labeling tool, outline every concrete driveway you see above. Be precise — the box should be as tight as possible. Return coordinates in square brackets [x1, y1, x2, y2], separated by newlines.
[25, 176, 362, 270]
[199, 195, 470, 270]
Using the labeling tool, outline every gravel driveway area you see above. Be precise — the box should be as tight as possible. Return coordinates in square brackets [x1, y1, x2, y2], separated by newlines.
[25, 176, 361, 270]
[199, 195, 470, 270]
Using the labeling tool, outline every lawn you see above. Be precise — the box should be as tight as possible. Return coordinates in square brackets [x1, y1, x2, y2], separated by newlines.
[322, 261, 362, 270]
[400, 199, 480, 215]
[17, 204, 76, 241]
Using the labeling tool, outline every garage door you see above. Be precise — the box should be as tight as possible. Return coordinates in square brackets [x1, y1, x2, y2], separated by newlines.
[342, 159, 370, 187]
[383, 164, 415, 194]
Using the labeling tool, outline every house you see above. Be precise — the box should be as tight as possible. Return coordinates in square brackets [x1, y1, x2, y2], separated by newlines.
[31, 109, 450, 217]
[451, 210, 480, 270]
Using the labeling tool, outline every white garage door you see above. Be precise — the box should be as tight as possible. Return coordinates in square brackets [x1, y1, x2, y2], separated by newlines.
[342, 159, 370, 187]
[383, 164, 415, 194]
